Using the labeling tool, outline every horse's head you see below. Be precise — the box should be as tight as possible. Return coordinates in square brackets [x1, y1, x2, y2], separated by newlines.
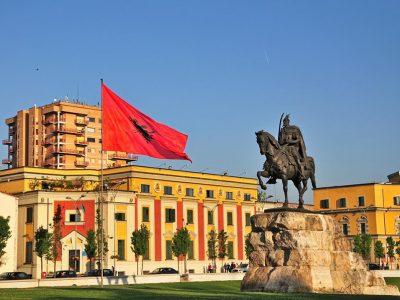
[255, 130, 279, 156]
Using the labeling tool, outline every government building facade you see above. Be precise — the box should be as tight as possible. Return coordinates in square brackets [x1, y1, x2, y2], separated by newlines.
[0, 166, 257, 278]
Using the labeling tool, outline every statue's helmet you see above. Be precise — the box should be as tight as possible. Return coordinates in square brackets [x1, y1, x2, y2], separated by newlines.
[283, 114, 290, 125]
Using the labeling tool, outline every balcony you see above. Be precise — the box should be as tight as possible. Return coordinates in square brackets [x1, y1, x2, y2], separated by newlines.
[75, 117, 88, 126]
[8, 128, 15, 134]
[75, 160, 89, 167]
[47, 147, 85, 156]
[2, 139, 12, 145]
[75, 139, 88, 146]
[8, 147, 14, 154]
[48, 126, 84, 135]
[110, 153, 138, 161]
[43, 116, 66, 125]
[2, 159, 11, 165]
[42, 138, 66, 146]
[43, 158, 66, 167]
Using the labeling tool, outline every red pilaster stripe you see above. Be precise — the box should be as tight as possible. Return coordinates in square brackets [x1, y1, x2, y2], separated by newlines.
[197, 202, 205, 260]
[236, 204, 244, 260]
[154, 199, 162, 261]
[177, 201, 183, 229]
[218, 203, 224, 232]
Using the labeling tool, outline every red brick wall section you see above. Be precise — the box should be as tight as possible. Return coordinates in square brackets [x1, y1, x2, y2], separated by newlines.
[177, 201, 183, 229]
[197, 202, 205, 260]
[154, 199, 162, 261]
[236, 204, 243, 260]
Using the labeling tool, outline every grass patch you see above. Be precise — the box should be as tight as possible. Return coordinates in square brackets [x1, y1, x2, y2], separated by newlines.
[0, 280, 397, 300]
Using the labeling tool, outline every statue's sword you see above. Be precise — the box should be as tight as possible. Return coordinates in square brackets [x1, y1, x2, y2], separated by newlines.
[278, 113, 284, 141]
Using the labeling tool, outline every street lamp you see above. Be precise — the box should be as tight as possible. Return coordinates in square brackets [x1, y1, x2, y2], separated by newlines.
[66, 194, 86, 273]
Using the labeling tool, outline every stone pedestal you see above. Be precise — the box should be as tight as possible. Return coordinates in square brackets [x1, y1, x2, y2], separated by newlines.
[241, 209, 399, 295]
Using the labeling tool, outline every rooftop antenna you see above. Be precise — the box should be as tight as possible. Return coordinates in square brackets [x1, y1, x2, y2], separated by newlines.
[179, 164, 188, 170]
[220, 170, 228, 176]
[76, 81, 80, 101]
[238, 171, 246, 176]
[200, 168, 209, 173]
[157, 163, 166, 168]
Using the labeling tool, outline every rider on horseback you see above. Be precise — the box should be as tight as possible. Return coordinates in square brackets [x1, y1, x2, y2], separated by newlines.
[267, 114, 308, 184]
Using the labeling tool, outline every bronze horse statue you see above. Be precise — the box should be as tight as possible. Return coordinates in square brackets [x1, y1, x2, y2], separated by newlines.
[256, 130, 316, 209]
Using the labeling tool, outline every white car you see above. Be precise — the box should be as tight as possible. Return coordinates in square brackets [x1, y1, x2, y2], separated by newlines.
[232, 263, 248, 273]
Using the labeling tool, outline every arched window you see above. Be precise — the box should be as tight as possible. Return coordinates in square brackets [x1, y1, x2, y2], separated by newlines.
[395, 216, 400, 235]
[357, 216, 368, 234]
[340, 216, 350, 236]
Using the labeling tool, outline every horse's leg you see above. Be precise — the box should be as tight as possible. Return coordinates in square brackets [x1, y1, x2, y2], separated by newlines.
[298, 179, 308, 209]
[257, 171, 269, 190]
[282, 177, 289, 207]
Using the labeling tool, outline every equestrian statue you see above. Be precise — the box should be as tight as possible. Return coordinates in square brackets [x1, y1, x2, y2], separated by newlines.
[256, 114, 316, 209]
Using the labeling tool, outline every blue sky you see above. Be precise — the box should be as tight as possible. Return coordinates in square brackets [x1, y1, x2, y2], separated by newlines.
[1, 1, 400, 203]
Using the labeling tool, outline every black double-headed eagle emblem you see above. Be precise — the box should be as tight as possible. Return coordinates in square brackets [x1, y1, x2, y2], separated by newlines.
[129, 117, 154, 143]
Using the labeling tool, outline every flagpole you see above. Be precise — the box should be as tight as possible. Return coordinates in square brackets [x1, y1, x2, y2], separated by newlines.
[100, 78, 104, 288]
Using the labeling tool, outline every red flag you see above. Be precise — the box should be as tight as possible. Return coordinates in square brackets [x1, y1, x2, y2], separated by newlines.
[102, 83, 191, 161]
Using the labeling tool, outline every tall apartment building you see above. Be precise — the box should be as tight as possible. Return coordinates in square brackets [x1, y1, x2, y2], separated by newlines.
[3, 101, 137, 169]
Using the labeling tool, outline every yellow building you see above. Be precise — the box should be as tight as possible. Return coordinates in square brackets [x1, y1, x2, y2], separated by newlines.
[314, 182, 400, 262]
[3, 101, 137, 170]
[0, 165, 257, 278]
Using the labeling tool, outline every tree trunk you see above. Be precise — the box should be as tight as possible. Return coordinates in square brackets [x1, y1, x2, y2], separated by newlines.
[184, 255, 187, 274]
[141, 256, 144, 275]
[53, 259, 56, 278]
[40, 257, 43, 277]
[136, 255, 139, 275]
[177, 256, 180, 274]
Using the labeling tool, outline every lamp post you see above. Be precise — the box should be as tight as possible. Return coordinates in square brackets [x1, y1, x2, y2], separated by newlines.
[66, 194, 85, 273]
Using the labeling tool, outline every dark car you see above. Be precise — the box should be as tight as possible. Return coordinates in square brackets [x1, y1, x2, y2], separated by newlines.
[87, 269, 114, 277]
[55, 270, 77, 278]
[0, 272, 32, 280]
[368, 263, 381, 270]
[150, 268, 179, 274]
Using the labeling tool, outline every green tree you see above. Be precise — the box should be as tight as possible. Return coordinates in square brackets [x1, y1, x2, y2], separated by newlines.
[374, 240, 385, 267]
[0, 216, 11, 266]
[51, 205, 62, 277]
[172, 227, 191, 274]
[244, 234, 253, 260]
[207, 229, 217, 272]
[387, 237, 396, 270]
[84, 230, 97, 272]
[35, 226, 52, 276]
[217, 230, 228, 271]
[396, 240, 400, 269]
[95, 208, 108, 269]
[353, 234, 372, 261]
[130, 224, 150, 275]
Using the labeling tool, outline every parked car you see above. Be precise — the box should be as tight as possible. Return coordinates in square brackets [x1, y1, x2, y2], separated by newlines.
[55, 270, 77, 278]
[0, 272, 32, 280]
[150, 268, 179, 274]
[87, 269, 114, 277]
[368, 263, 381, 270]
[232, 263, 249, 273]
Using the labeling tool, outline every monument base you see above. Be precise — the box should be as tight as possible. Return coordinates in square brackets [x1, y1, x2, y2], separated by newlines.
[241, 210, 399, 295]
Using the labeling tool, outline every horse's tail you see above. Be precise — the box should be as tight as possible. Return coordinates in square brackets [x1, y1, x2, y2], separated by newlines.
[307, 156, 317, 189]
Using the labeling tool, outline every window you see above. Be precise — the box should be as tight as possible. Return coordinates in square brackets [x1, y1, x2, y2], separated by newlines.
[227, 212, 233, 226]
[226, 192, 233, 200]
[115, 213, 126, 221]
[187, 210, 194, 224]
[358, 196, 365, 207]
[186, 188, 194, 197]
[320, 199, 329, 209]
[165, 208, 175, 223]
[87, 127, 95, 133]
[143, 240, 150, 260]
[188, 241, 194, 260]
[118, 240, 125, 260]
[141, 184, 150, 193]
[338, 198, 346, 208]
[87, 137, 95, 143]
[164, 186, 173, 195]
[227, 241, 234, 259]
[25, 242, 33, 264]
[360, 223, 366, 234]
[244, 193, 251, 201]
[245, 213, 251, 226]
[394, 196, 400, 206]
[26, 207, 33, 223]
[166, 240, 172, 260]
[207, 210, 214, 225]
[206, 190, 214, 198]
[342, 223, 349, 235]
[69, 213, 80, 222]
[142, 207, 149, 222]
[88, 117, 95, 122]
